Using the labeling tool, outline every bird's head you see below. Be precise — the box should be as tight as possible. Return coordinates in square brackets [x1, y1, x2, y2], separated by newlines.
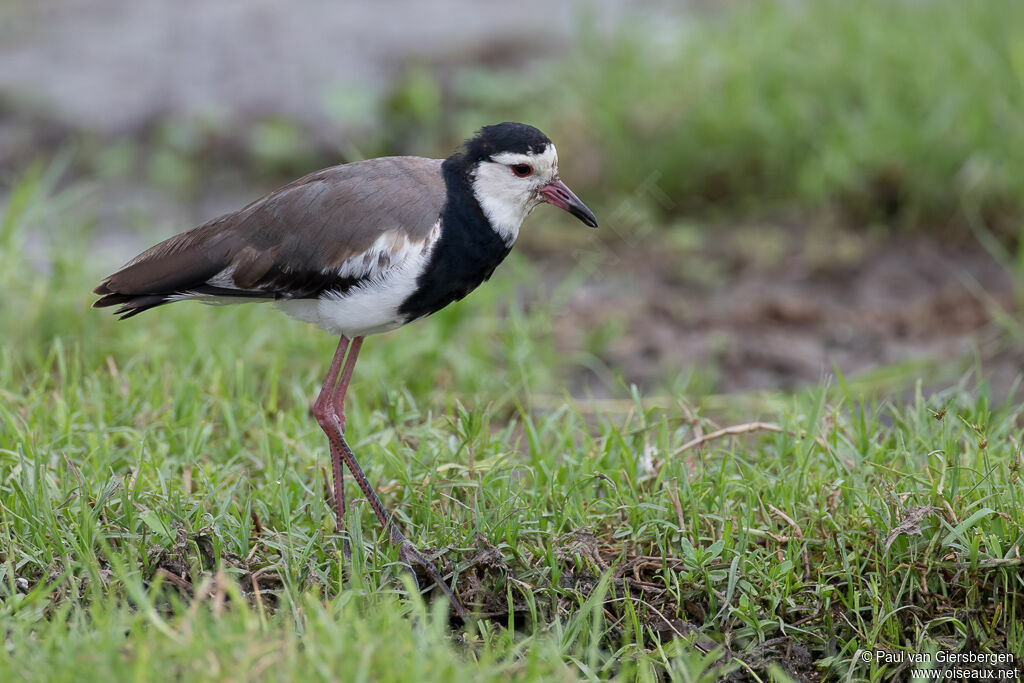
[459, 122, 597, 244]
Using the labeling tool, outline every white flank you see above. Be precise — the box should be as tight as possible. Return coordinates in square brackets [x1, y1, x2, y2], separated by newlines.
[335, 229, 425, 280]
[472, 144, 558, 245]
[276, 220, 441, 337]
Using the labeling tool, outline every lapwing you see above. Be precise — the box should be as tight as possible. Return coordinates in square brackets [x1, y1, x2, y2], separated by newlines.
[93, 122, 598, 617]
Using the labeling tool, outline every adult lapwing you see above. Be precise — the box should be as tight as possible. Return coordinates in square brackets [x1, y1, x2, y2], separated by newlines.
[93, 122, 598, 617]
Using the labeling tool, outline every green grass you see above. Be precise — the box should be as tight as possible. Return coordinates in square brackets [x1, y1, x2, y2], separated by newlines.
[471, 0, 1009, 234]
[256, 0, 1024, 237]
[4, 176, 1024, 678]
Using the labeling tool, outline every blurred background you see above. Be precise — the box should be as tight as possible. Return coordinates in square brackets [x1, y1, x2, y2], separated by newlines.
[2, 0, 1022, 402]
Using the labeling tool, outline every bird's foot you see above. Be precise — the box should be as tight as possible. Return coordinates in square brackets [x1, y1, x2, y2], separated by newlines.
[397, 541, 424, 592]
[396, 540, 468, 620]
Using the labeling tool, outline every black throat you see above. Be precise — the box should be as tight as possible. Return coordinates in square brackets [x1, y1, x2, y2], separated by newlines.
[398, 155, 513, 322]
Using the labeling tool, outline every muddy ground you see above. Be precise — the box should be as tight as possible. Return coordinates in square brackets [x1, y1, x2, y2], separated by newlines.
[535, 224, 1019, 397]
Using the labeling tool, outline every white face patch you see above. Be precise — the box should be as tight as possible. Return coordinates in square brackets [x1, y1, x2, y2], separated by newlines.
[471, 143, 559, 245]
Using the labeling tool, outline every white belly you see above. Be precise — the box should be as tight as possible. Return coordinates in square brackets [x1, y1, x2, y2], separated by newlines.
[275, 279, 412, 337]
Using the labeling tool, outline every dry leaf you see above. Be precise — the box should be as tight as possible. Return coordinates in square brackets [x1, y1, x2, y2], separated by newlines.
[884, 505, 939, 553]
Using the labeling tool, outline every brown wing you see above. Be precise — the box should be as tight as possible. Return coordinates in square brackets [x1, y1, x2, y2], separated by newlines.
[93, 156, 445, 318]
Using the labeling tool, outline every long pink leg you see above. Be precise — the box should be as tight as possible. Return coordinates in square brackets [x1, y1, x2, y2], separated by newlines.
[331, 336, 363, 433]
[312, 336, 353, 532]
[313, 335, 467, 619]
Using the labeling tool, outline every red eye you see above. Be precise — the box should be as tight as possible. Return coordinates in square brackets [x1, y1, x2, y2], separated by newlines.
[510, 164, 533, 178]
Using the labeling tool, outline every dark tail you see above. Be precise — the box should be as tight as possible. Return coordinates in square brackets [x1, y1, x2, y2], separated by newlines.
[92, 283, 175, 319]
[92, 214, 236, 319]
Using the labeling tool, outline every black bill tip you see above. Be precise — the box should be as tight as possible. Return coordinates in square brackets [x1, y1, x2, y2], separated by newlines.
[569, 203, 598, 228]
[540, 179, 598, 228]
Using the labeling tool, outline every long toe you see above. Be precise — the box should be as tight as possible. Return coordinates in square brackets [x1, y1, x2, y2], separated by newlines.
[397, 541, 424, 593]
[397, 541, 468, 620]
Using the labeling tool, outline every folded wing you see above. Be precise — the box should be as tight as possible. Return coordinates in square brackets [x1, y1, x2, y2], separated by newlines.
[93, 157, 445, 319]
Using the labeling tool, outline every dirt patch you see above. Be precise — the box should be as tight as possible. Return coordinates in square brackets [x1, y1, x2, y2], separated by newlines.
[544, 226, 1018, 396]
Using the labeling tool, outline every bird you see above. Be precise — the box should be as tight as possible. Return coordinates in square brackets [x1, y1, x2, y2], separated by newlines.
[93, 122, 598, 618]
